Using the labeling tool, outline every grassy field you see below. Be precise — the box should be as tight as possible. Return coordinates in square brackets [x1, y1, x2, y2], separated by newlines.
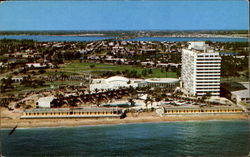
[59, 61, 177, 78]
[1, 61, 177, 96]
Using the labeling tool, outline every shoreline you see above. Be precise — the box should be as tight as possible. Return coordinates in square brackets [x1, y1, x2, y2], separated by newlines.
[1, 119, 249, 130]
[1, 113, 249, 129]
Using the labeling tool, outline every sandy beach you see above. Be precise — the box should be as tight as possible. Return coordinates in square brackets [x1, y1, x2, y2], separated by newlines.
[1, 112, 249, 129]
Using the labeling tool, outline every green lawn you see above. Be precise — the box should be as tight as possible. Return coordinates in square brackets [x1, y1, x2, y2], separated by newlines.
[47, 80, 81, 87]
[60, 61, 177, 78]
[2, 83, 51, 96]
[1, 61, 177, 96]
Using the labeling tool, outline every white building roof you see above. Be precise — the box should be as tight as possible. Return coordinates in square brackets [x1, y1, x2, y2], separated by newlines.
[36, 96, 55, 108]
[231, 82, 249, 99]
[188, 41, 205, 50]
[145, 78, 179, 83]
[231, 90, 249, 99]
[106, 76, 130, 83]
[26, 63, 47, 68]
[139, 94, 148, 100]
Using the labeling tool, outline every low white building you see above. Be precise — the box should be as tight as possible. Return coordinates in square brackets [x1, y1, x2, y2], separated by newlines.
[90, 76, 138, 91]
[90, 76, 179, 91]
[26, 63, 54, 68]
[143, 78, 179, 89]
[12, 77, 24, 82]
[231, 82, 249, 104]
[26, 63, 47, 68]
[36, 96, 55, 108]
[141, 62, 155, 66]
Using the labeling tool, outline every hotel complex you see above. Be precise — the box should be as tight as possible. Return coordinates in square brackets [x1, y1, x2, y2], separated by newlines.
[181, 41, 221, 96]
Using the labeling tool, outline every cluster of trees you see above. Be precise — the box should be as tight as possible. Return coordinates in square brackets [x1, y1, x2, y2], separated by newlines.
[100, 69, 152, 78]
[0, 39, 86, 69]
[20, 76, 45, 88]
[169, 53, 181, 63]
[101, 69, 143, 78]
[141, 69, 153, 77]
[62, 51, 81, 61]
[221, 56, 248, 78]
[223, 42, 248, 50]
[0, 75, 46, 93]
[0, 39, 36, 56]
[125, 70, 142, 78]
[0, 77, 14, 92]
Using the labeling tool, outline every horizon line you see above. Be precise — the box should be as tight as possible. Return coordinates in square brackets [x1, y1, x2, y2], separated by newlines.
[0, 29, 248, 32]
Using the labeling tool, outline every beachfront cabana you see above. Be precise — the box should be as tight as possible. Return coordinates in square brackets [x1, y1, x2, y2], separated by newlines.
[21, 107, 124, 119]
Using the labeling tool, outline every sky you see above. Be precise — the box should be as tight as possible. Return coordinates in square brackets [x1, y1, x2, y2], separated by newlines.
[0, 1, 248, 31]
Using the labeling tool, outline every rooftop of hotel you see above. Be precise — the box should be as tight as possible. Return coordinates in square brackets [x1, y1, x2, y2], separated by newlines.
[184, 41, 217, 53]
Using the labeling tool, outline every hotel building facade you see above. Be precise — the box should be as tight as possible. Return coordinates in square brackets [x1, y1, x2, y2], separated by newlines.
[181, 41, 221, 96]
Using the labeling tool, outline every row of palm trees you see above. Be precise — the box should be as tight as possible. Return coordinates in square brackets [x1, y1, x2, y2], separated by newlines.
[51, 86, 137, 108]
[50, 84, 220, 109]
[50, 85, 178, 108]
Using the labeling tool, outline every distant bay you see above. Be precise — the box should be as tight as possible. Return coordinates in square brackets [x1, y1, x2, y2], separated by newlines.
[0, 35, 115, 42]
[1, 120, 249, 156]
[125, 37, 248, 42]
[0, 35, 248, 42]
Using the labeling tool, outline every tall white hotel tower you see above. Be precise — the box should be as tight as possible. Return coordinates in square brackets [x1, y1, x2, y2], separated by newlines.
[181, 41, 221, 96]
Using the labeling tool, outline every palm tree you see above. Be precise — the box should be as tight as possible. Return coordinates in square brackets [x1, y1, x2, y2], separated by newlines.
[128, 98, 135, 106]
[149, 97, 154, 109]
[203, 92, 212, 106]
[87, 90, 91, 94]
[94, 88, 99, 94]
[144, 98, 149, 109]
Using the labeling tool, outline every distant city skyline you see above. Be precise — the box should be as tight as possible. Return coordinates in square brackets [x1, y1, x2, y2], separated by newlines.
[0, 1, 248, 31]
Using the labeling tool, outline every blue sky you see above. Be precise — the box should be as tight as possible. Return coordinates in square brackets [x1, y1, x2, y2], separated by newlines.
[0, 1, 248, 31]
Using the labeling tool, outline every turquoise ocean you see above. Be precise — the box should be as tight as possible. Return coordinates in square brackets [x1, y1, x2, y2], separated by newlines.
[1, 120, 249, 156]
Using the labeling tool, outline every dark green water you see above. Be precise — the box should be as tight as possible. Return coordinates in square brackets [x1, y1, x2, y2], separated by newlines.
[1, 120, 249, 156]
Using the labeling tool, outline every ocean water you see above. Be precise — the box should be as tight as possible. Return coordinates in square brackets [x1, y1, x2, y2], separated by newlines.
[0, 35, 248, 42]
[1, 120, 249, 156]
